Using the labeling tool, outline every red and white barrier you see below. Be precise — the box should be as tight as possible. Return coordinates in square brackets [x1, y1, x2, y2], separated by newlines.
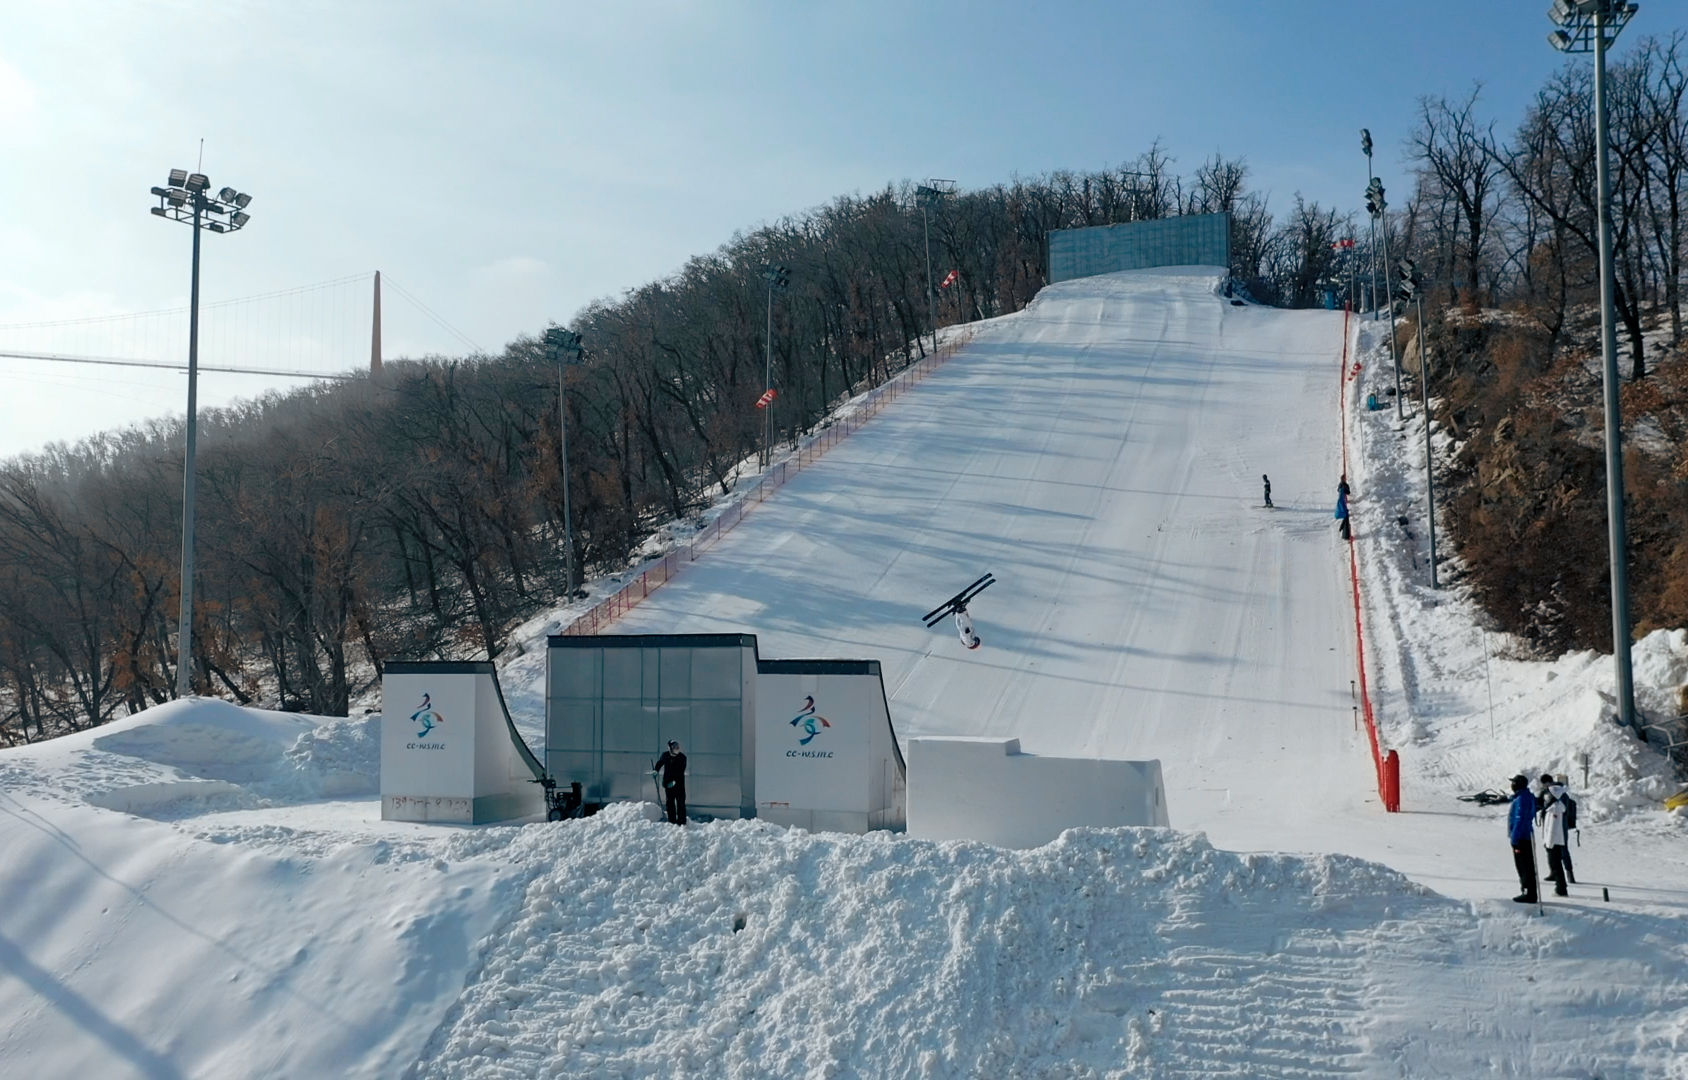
[1339, 305, 1401, 812]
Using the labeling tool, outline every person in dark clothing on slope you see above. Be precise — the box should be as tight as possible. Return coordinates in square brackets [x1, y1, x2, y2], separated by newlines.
[653, 740, 688, 825]
[1335, 488, 1351, 541]
[1262, 474, 1273, 508]
[1507, 773, 1538, 903]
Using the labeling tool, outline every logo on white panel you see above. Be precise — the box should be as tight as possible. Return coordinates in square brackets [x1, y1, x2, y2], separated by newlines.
[408, 692, 447, 749]
[788, 695, 835, 758]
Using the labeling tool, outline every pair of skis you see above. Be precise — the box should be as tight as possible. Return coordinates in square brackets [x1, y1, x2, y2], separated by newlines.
[923, 573, 994, 650]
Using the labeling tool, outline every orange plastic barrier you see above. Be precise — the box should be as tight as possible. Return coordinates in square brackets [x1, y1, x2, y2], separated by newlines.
[1339, 306, 1400, 812]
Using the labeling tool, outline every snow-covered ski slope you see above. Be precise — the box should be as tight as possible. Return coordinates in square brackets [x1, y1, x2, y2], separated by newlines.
[612, 267, 1373, 846]
[3, 267, 1687, 1079]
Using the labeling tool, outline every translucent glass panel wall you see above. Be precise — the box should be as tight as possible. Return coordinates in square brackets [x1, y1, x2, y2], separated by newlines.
[1048, 213, 1231, 283]
[546, 636, 754, 817]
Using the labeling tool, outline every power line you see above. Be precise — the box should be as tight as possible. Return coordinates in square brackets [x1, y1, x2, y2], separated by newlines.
[0, 349, 356, 380]
[0, 273, 371, 330]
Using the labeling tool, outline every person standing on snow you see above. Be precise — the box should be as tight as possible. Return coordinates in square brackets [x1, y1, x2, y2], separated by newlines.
[1537, 773, 1576, 888]
[1507, 773, 1538, 904]
[1335, 488, 1351, 541]
[1542, 779, 1572, 896]
[653, 740, 688, 825]
[1262, 474, 1273, 508]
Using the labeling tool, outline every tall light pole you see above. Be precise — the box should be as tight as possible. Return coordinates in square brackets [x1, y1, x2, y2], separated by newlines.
[1398, 259, 1437, 588]
[759, 263, 790, 468]
[1360, 131, 1383, 318]
[916, 179, 956, 358]
[543, 327, 585, 600]
[1551, 0, 1640, 729]
[149, 170, 252, 698]
[1367, 176, 1405, 420]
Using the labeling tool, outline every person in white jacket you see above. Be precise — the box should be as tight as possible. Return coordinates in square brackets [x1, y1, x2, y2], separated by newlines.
[1543, 782, 1571, 897]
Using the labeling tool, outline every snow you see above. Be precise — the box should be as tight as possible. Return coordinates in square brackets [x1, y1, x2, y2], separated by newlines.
[2, 268, 1686, 1078]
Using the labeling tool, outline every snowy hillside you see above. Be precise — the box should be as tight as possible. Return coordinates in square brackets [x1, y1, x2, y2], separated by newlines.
[2, 268, 1686, 1078]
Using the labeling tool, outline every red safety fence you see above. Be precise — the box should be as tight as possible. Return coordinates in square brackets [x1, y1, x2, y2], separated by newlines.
[562, 337, 967, 637]
[1339, 304, 1401, 812]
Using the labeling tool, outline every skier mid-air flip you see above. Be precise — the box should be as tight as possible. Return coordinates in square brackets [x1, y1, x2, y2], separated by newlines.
[922, 573, 994, 650]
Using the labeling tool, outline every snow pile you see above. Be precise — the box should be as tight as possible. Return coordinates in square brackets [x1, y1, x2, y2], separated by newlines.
[414, 805, 1435, 1079]
[0, 697, 382, 816]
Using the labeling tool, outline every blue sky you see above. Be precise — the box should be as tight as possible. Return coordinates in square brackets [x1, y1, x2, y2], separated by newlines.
[0, 0, 1677, 456]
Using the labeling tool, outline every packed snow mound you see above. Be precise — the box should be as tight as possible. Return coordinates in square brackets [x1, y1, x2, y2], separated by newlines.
[413, 806, 1442, 1079]
[0, 697, 381, 816]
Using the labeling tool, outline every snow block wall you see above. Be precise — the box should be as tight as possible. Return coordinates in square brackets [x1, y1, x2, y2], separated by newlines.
[906, 736, 1169, 848]
[381, 661, 545, 823]
[755, 659, 906, 833]
[1048, 213, 1231, 283]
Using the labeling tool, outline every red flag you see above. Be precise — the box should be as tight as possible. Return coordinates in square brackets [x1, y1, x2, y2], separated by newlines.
[940, 269, 959, 289]
[756, 388, 777, 409]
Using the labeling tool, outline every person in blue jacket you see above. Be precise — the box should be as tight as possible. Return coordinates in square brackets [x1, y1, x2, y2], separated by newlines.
[1507, 773, 1538, 903]
[1335, 488, 1351, 541]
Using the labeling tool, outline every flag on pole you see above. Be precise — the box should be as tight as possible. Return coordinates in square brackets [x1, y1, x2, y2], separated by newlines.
[756, 388, 777, 409]
[940, 269, 959, 289]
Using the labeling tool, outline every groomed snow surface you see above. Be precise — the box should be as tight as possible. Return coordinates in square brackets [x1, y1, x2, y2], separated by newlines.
[2, 268, 1686, 1078]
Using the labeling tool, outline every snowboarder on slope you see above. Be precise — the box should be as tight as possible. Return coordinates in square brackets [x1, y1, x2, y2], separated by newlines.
[1262, 474, 1273, 508]
[653, 740, 688, 825]
[1335, 489, 1351, 541]
[1507, 773, 1538, 904]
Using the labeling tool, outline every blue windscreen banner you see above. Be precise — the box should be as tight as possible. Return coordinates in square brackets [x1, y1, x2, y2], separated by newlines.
[1048, 213, 1232, 283]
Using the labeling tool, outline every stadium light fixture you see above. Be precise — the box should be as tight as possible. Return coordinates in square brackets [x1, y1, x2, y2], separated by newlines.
[147, 167, 254, 698]
[1546, 0, 1639, 729]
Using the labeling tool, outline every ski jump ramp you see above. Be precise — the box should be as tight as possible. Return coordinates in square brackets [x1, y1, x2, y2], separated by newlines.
[583, 267, 1371, 851]
[381, 661, 546, 823]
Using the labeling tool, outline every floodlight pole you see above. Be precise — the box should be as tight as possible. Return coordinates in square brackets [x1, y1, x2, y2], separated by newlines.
[921, 198, 937, 357]
[764, 273, 774, 467]
[151, 171, 250, 698]
[1593, 4, 1636, 728]
[177, 198, 204, 698]
[559, 356, 573, 597]
[1414, 290, 1438, 588]
[1545, 1, 1637, 728]
[1374, 202, 1404, 421]
[916, 181, 954, 359]
[544, 328, 583, 598]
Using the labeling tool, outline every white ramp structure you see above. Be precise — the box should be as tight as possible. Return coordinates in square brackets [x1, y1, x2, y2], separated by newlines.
[906, 737, 1168, 849]
[755, 659, 906, 832]
[381, 661, 545, 823]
